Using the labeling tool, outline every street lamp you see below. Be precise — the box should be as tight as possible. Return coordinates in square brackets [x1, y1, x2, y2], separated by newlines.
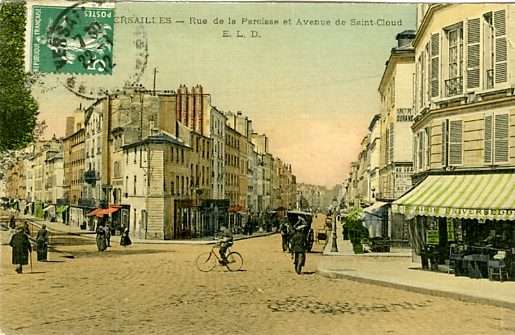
[331, 196, 339, 252]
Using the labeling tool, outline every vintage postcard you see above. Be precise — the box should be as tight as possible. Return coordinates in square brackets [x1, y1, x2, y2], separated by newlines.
[2, 1, 515, 334]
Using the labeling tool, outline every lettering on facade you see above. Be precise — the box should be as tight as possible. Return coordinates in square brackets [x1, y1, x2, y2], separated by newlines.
[396, 108, 413, 122]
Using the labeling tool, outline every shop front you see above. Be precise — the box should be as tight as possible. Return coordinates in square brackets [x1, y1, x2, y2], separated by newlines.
[393, 173, 515, 280]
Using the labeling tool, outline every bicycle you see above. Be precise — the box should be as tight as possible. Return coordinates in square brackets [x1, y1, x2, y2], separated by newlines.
[196, 243, 243, 272]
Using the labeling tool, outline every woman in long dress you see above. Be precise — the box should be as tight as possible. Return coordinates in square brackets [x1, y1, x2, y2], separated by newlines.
[36, 224, 49, 261]
[96, 226, 108, 252]
[120, 227, 132, 247]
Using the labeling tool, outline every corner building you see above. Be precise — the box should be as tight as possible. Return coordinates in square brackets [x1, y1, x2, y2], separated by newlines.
[393, 4, 515, 266]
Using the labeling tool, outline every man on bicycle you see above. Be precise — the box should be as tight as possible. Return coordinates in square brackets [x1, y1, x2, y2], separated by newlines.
[218, 225, 233, 265]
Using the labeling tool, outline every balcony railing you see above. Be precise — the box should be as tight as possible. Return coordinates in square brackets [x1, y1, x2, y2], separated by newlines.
[445, 77, 463, 97]
[486, 69, 494, 89]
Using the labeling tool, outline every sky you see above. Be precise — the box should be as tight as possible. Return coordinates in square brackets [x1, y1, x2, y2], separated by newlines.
[25, 1, 417, 189]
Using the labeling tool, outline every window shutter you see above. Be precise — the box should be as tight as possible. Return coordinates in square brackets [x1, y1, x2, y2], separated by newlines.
[449, 120, 463, 165]
[467, 18, 481, 89]
[430, 33, 440, 97]
[426, 127, 431, 168]
[494, 10, 507, 84]
[484, 115, 493, 164]
[441, 121, 448, 167]
[419, 130, 425, 169]
[413, 133, 418, 171]
[389, 122, 394, 163]
[494, 113, 509, 163]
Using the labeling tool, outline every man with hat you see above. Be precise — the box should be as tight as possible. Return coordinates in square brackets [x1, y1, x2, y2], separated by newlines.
[9, 224, 32, 273]
[290, 222, 308, 274]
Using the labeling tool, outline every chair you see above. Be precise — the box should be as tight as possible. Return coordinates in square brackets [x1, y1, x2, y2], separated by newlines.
[488, 251, 510, 282]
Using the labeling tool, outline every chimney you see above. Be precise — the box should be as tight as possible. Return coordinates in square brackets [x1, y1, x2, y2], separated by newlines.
[396, 30, 416, 47]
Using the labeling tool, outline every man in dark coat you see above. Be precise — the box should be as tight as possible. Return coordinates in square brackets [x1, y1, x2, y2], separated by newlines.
[9, 226, 32, 273]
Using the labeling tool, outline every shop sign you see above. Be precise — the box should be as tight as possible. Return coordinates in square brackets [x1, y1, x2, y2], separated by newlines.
[426, 230, 439, 245]
[447, 219, 455, 241]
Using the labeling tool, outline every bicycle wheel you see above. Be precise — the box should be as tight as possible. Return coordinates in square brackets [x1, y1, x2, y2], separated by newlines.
[225, 252, 243, 271]
[196, 252, 217, 272]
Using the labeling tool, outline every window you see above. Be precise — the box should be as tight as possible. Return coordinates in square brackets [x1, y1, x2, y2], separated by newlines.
[445, 25, 463, 96]
[430, 33, 440, 97]
[134, 176, 137, 195]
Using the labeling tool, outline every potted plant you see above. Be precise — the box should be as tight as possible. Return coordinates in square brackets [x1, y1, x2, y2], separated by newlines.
[345, 208, 369, 254]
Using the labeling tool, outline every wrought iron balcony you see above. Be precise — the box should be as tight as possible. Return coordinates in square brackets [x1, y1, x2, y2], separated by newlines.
[84, 170, 98, 184]
[445, 77, 463, 97]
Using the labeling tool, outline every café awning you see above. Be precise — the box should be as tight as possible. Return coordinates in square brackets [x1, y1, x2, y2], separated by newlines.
[392, 173, 515, 221]
[88, 205, 122, 217]
[363, 201, 388, 214]
[56, 205, 68, 214]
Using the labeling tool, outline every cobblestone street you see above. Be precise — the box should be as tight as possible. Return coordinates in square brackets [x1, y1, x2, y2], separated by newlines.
[1, 233, 515, 335]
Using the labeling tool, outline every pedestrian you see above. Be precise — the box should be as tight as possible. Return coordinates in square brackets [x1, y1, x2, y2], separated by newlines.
[9, 224, 32, 274]
[23, 220, 30, 235]
[36, 224, 49, 262]
[290, 224, 308, 274]
[9, 214, 16, 229]
[106, 222, 112, 247]
[96, 225, 108, 252]
[280, 220, 290, 252]
[120, 227, 132, 247]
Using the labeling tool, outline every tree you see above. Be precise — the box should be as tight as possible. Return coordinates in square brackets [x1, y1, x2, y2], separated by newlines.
[0, 2, 39, 153]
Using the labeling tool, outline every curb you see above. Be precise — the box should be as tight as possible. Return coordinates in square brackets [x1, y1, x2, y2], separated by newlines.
[131, 232, 277, 245]
[315, 268, 515, 310]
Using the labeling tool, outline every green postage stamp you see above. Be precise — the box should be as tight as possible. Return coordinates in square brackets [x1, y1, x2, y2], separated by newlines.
[31, 4, 115, 75]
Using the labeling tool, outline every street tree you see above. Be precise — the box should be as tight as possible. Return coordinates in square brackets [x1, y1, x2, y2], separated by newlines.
[0, 2, 39, 153]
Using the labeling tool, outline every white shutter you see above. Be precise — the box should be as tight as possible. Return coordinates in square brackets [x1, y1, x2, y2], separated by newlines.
[389, 123, 394, 163]
[494, 10, 507, 84]
[426, 127, 431, 168]
[484, 115, 493, 164]
[449, 120, 463, 165]
[494, 113, 509, 163]
[418, 130, 425, 169]
[467, 18, 481, 89]
[441, 121, 448, 167]
[412, 134, 418, 171]
[430, 33, 440, 97]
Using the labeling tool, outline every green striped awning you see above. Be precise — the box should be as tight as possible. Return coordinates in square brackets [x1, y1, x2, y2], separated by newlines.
[392, 174, 515, 221]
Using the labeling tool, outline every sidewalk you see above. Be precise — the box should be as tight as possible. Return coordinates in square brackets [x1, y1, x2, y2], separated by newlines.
[317, 226, 515, 309]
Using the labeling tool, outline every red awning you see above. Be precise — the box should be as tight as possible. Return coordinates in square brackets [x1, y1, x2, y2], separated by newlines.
[88, 205, 122, 217]
[88, 208, 104, 217]
[103, 206, 121, 215]
[229, 206, 244, 212]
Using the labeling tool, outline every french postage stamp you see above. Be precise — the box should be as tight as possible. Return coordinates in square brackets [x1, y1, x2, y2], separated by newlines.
[31, 3, 115, 75]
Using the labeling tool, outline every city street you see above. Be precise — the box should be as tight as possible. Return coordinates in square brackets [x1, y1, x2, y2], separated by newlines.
[2, 230, 515, 335]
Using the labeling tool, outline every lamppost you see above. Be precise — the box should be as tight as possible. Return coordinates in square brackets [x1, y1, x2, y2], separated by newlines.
[331, 196, 339, 252]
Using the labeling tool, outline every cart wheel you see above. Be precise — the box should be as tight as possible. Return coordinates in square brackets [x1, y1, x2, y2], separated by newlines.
[307, 229, 314, 252]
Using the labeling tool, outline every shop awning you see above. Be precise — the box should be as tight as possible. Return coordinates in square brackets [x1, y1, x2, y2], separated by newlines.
[88, 208, 104, 217]
[392, 174, 515, 221]
[87, 205, 122, 217]
[56, 205, 68, 214]
[43, 205, 55, 212]
[363, 201, 388, 214]
[229, 206, 244, 212]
